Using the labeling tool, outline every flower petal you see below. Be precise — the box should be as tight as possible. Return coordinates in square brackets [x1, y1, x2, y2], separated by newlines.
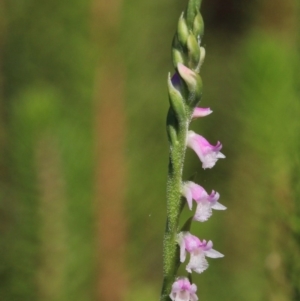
[182, 184, 194, 210]
[211, 202, 227, 210]
[186, 251, 208, 274]
[206, 190, 220, 204]
[204, 249, 224, 258]
[192, 107, 212, 119]
[194, 201, 212, 222]
[178, 233, 187, 262]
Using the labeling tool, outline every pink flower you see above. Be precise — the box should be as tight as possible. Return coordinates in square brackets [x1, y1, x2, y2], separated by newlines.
[169, 277, 198, 301]
[186, 131, 225, 169]
[192, 107, 212, 119]
[178, 232, 224, 274]
[182, 181, 226, 221]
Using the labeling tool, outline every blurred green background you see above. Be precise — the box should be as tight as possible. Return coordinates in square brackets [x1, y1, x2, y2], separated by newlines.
[0, 0, 300, 301]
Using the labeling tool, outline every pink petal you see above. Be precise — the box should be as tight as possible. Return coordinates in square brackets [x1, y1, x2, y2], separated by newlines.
[182, 181, 207, 209]
[184, 234, 201, 253]
[206, 190, 220, 204]
[177, 63, 197, 88]
[192, 107, 213, 119]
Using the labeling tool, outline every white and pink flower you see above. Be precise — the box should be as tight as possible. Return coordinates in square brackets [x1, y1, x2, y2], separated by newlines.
[182, 181, 226, 221]
[169, 277, 198, 301]
[177, 232, 224, 274]
[186, 131, 225, 169]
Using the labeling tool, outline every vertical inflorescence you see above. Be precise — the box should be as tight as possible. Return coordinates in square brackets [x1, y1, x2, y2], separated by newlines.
[160, 1, 226, 300]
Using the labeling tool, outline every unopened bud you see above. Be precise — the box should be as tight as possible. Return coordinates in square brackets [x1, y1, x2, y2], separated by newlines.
[168, 73, 186, 121]
[172, 48, 185, 68]
[193, 10, 204, 42]
[187, 33, 200, 69]
[177, 63, 203, 107]
[177, 63, 197, 88]
[177, 13, 189, 46]
[172, 36, 186, 68]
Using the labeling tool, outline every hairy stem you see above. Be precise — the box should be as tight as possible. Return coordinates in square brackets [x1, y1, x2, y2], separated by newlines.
[161, 115, 188, 301]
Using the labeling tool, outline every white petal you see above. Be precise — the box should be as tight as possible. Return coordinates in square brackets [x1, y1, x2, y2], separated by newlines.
[190, 293, 199, 301]
[170, 292, 176, 301]
[194, 202, 212, 222]
[205, 248, 224, 258]
[217, 152, 226, 159]
[175, 291, 189, 301]
[186, 252, 208, 274]
[177, 232, 188, 262]
[179, 241, 187, 263]
[189, 284, 197, 295]
[183, 187, 193, 210]
[211, 202, 227, 210]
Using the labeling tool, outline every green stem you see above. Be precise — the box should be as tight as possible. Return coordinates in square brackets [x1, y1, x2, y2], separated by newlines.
[160, 116, 188, 301]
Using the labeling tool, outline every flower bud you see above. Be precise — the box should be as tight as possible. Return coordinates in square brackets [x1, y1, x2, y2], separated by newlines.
[177, 63, 203, 106]
[193, 10, 204, 42]
[172, 36, 186, 68]
[172, 48, 185, 68]
[177, 13, 189, 46]
[187, 33, 200, 68]
[168, 73, 186, 121]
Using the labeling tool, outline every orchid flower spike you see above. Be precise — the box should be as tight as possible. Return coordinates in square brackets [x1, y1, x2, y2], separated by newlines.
[177, 232, 224, 274]
[182, 181, 226, 221]
[169, 277, 198, 301]
[186, 131, 225, 169]
[192, 107, 212, 119]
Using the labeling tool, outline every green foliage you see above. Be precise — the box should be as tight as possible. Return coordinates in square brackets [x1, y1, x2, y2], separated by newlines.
[1, 0, 95, 300]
